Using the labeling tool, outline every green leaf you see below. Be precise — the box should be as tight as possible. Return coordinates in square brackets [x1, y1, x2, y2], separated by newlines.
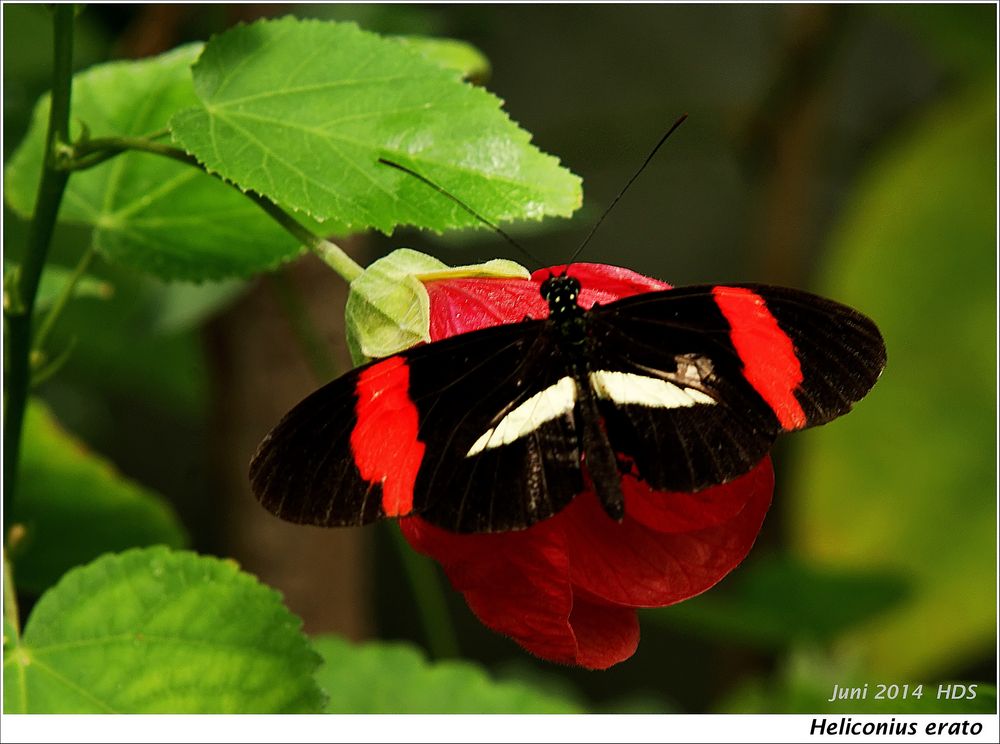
[146, 277, 248, 333]
[392, 35, 492, 81]
[171, 18, 581, 234]
[788, 86, 996, 678]
[3, 261, 114, 312]
[33, 263, 113, 310]
[345, 247, 529, 363]
[649, 555, 909, 650]
[3, 547, 324, 713]
[45, 267, 211, 417]
[313, 635, 582, 713]
[4, 44, 307, 280]
[719, 649, 997, 714]
[3, 556, 19, 655]
[8, 401, 188, 594]
[3, 261, 112, 316]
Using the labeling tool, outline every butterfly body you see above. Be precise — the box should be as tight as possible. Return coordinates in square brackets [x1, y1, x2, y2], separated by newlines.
[250, 271, 885, 533]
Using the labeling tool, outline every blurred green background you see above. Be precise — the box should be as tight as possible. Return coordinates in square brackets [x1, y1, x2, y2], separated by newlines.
[3, 3, 995, 713]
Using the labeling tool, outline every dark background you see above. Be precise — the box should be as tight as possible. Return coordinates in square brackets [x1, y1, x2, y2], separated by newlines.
[4, 3, 995, 712]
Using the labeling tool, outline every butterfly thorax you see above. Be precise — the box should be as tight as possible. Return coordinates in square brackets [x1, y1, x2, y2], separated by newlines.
[540, 274, 588, 349]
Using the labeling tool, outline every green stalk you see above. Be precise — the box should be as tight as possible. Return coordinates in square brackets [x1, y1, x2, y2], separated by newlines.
[31, 244, 94, 358]
[3, 551, 20, 639]
[386, 526, 460, 659]
[3, 6, 75, 523]
[66, 136, 363, 283]
[266, 270, 339, 382]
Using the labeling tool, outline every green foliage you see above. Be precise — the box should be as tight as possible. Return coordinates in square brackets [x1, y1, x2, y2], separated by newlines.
[3, 261, 111, 315]
[8, 401, 187, 594]
[789, 84, 997, 678]
[720, 650, 997, 714]
[3, 547, 324, 713]
[883, 4, 995, 83]
[3, 5, 993, 719]
[650, 554, 909, 649]
[44, 266, 212, 418]
[313, 635, 582, 713]
[170, 18, 581, 234]
[392, 35, 492, 82]
[4, 44, 307, 280]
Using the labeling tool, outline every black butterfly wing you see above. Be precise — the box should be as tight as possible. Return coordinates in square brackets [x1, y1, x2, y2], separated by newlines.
[408, 324, 585, 532]
[250, 318, 585, 533]
[585, 283, 886, 492]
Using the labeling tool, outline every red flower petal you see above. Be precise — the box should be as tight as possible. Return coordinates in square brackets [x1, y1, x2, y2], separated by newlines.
[533, 263, 672, 307]
[424, 262, 672, 341]
[400, 514, 642, 669]
[563, 460, 774, 607]
[623, 461, 771, 534]
[424, 277, 547, 340]
[399, 516, 578, 663]
[564, 596, 639, 670]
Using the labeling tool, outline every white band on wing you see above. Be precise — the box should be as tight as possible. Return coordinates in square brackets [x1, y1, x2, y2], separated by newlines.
[466, 376, 577, 456]
[589, 370, 716, 408]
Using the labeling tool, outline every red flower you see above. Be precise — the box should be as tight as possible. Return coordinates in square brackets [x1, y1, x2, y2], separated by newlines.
[399, 263, 774, 669]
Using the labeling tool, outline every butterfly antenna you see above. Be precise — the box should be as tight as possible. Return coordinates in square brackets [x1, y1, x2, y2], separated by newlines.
[378, 158, 544, 268]
[567, 113, 688, 265]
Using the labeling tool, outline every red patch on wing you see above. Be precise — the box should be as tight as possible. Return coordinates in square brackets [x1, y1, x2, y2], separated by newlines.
[713, 286, 807, 430]
[350, 356, 425, 516]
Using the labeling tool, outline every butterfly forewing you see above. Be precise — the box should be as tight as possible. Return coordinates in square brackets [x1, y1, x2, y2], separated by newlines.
[405, 322, 584, 532]
[734, 285, 886, 426]
[250, 318, 586, 533]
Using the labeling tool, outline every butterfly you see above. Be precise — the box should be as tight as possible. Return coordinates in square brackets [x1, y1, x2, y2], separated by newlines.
[249, 270, 886, 533]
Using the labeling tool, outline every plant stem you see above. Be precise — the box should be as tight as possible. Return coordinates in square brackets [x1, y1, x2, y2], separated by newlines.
[386, 526, 460, 660]
[266, 271, 339, 383]
[31, 245, 94, 358]
[66, 136, 364, 283]
[3, 550, 21, 639]
[3, 5, 75, 525]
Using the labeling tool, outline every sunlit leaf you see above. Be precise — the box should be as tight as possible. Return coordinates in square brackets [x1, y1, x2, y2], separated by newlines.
[4, 44, 308, 280]
[3, 547, 323, 713]
[393, 35, 491, 81]
[313, 635, 582, 713]
[171, 18, 581, 234]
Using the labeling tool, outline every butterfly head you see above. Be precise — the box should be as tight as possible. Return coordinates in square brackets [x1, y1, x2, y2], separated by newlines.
[540, 273, 583, 318]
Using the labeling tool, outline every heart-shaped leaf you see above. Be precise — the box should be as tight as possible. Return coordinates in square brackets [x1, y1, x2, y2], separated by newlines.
[313, 635, 582, 713]
[170, 18, 581, 233]
[4, 44, 309, 280]
[3, 547, 324, 713]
